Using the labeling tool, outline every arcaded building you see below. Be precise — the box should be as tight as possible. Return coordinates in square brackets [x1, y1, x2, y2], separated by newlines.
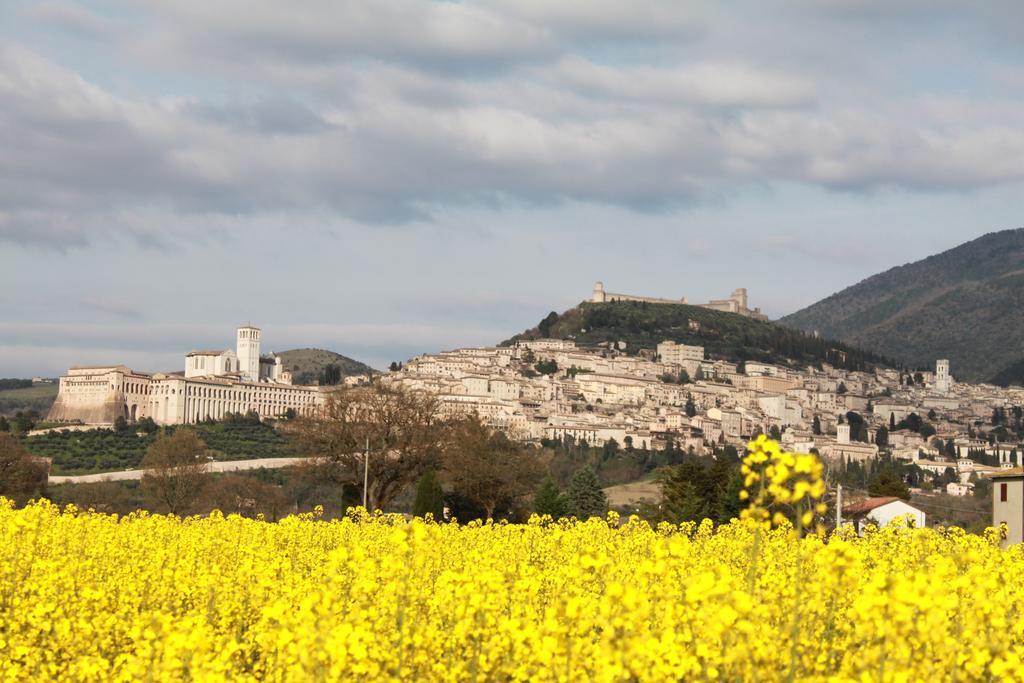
[47, 326, 324, 426]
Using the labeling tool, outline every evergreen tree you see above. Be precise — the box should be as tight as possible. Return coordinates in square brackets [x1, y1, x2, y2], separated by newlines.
[566, 467, 607, 519]
[769, 425, 781, 440]
[533, 475, 567, 517]
[890, 413, 897, 429]
[868, 467, 910, 500]
[812, 415, 822, 435]
[685, 395, 697, 417]
[875, 425, 889, 448]
[412, 469, 445, 519]
[660, 477, 708, 524]
[716, 467, 746, 523]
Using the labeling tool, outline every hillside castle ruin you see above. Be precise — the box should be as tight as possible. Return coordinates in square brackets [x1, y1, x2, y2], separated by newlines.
[590, 282, 769, 321]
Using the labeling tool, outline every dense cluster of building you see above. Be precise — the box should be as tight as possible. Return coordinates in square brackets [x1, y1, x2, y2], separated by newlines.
[386, 337, 1024, 500]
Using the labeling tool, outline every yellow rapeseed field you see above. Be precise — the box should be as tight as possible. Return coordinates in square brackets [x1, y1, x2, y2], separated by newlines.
[2, 437, 1022, 681]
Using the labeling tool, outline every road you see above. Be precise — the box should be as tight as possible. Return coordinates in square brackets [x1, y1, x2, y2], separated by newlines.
[49, 457, 309, 484]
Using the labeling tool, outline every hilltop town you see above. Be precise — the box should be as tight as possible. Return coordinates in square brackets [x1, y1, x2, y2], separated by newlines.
[386, 330, 1024, 499]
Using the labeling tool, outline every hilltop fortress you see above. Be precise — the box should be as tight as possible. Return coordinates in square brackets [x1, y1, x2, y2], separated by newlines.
[47, 326, 324, 426]
[590, 282, 769, 321]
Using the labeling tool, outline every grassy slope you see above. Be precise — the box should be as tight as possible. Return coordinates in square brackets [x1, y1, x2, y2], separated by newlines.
[505, 301, 893, 371]
[275, 348, 376, 386]
[0, 383, 59, 416]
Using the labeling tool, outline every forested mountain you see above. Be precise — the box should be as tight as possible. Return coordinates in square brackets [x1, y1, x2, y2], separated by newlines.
[503, 300, 893, 372]
[779, 228, 1024, 384]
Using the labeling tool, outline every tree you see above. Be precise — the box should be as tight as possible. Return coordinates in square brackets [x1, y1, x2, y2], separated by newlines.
[535, 359, 559, 376]
[442, 417, 542, 520]
[533, 475, 567, 518]
[769, 425, 781, 440]
[114, 416, 129, 432]
[0, 432, 47, 504]
[837, 382, 848, 395]
[660, 476, 708, 524]
[685, 395, 697, 418]
[565, 467, 607, 519]
[875, 425, 889, 448]
[678, 369, 691, 385]
[199, 474, 289, 521]
[319, 364, 342, 386]
[927, 409, 937, 421]
[389, 362, 400, 372]
[868, 466, 910, 501]
[890, 413, 897, 430]
[412, 469, 445, 519]
[812, 415, 822, 435]
[140, 430, 211, 515]
[537, 311, 559, 338]
[291, 381, 443, 512]
[0, 416, 8, 433]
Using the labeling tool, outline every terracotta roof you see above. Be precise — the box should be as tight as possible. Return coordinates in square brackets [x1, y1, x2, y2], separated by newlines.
[990, 468, 1024, 479]
[186, 349, 229, 357]
[843, 496, 900, 515]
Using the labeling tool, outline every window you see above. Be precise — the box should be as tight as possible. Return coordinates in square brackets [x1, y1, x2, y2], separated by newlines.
[1001, 483, 1008, 502]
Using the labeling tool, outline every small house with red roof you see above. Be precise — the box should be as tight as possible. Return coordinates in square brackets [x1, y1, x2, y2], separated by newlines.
[842, 497, 926, 533]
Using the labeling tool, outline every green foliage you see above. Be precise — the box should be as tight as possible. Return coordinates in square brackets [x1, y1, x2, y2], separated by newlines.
[657, 454, 743, 525]
[412, 470, 445, 519]
[534, 360, 559, 375]
[565, 467, 607, 519]
[503, 300, 893, 372]
[24, 418, 295, 475]
[685, 395, 697, 418]
[868, 466, 911, 501]
[0, 383, 58, 418]
[319, 364, 342, 386]
[533, 475, 567, 518]
[537, 311, 559, 338]
[0, 379, 32, 391]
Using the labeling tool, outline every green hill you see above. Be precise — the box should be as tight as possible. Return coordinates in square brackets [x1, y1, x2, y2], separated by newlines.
[778, 228, 1024, 384]
[503, 301, 893, 372]
[275, 348, 376, 386]
[0, 382, 59, 417]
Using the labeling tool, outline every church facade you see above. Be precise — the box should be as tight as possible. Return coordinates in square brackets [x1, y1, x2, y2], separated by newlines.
[47, 326, 325, 426]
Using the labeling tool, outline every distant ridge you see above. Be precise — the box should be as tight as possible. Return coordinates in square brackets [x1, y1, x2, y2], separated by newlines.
[275, 348, 376, 386]
[503, 300, 893, 372]
[779, 228, 1024, 384]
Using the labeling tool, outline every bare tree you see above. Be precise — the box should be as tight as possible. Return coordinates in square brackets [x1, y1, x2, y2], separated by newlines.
[0, 432, 47, 505]
[290, 381, 443, 511]
[442, 416, 543, 520]
[141, 430, 211, 515]
[199, 474, 290, 520]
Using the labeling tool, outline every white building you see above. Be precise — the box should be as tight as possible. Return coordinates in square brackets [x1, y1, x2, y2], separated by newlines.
[657, 341, 704, 365]
[992, 469, 1024, 547]
[842, 497, 926, 533]
[48, 326, 320, 426]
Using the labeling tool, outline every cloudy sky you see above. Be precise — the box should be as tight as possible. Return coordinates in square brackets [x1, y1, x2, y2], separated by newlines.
[2, 1, 1023, 376]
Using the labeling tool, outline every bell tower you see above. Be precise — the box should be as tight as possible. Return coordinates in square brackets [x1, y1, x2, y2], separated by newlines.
[237, 325, 261, 382]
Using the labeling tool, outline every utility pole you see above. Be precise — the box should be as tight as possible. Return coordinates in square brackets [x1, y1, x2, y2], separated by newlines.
[362, 436, 370, 510]
[835, 483, 843, 529]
